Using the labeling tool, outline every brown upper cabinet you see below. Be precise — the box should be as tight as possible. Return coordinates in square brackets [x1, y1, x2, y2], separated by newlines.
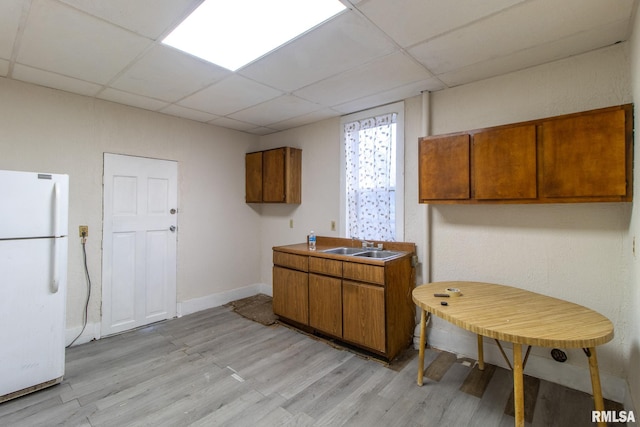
[419, 134, 470, 200]
[419, 104, 633, 204]
[245, 147, 301, 204]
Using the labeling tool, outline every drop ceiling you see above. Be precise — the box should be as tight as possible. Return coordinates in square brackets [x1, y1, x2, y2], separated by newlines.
[0, 0, 636, 135]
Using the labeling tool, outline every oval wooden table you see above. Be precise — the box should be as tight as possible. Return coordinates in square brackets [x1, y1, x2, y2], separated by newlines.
[412, 281, 614, 427]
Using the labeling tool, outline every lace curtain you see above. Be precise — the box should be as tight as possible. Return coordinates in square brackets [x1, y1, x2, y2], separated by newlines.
[344, 113, 397, 241]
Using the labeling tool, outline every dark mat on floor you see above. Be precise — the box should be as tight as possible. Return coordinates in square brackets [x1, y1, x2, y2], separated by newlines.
[225, 293, 277, 326]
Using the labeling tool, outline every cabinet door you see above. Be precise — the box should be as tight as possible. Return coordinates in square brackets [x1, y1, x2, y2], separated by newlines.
[419, 134, 470, 200]
[245, 151, 263, 203]
[272, 266, 308, 325]
[541, 109, 627, 198]
[284, 147, 302, 204]
[309, 274, 342, 337]
[473, 125, 537, 200]
[263, 148, 286, 202]
[342, 281, 385, 353]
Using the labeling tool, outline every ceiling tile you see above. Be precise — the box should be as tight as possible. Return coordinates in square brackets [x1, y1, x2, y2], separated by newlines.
[409, 0, 636, 75]
[161, 104, 219, 123]
[268, 108, 341, 131]
[16, 0, 151, 84]
[98, 88, 169, 111]
[0, 0, 24, 59]
[438, 20, 631, 87]
[59, 0, 201, 39]
[239, 11, 398, 92]
[333, 78, 446, 114]
[228, 95, 323, 127]
[357, 0, 525, 47]
[12, 64, 103, 96]
[111, 44, 229, 102]
[209, 116, 261, 132]
[1, 0, 636, 135]
[294, 51, 433, 106]
[247, 127, 280, 136]
[179, 75, 282, 116]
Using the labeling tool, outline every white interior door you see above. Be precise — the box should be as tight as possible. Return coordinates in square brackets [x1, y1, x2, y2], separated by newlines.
[102, 153, 178, 336]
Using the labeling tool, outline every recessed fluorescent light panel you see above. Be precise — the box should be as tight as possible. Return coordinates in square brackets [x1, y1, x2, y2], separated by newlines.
[163, 0, 347, 71]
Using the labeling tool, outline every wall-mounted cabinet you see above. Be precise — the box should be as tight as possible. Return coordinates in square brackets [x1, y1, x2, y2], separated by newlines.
[419, 104, 633, 204]
[245, 147, 301, 204]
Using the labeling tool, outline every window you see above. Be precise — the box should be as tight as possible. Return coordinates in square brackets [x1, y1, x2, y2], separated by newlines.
[341, 102, 404, 241]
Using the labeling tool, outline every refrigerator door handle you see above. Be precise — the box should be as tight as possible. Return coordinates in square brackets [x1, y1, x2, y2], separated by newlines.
[53, 182, 60, 237]
[52, 183, 60, 293]
[52, 238, 60, 293]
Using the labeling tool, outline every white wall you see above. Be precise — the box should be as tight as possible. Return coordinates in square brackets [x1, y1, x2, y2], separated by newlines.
[257, 119, 342, 286]
[0, 77, 261, 342]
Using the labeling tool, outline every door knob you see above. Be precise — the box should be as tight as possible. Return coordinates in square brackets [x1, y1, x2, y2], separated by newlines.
[170, 208, 177, 214]
[169, 225, 176, 232]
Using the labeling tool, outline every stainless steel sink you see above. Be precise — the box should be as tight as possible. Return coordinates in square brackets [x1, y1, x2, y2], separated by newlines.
[322, 247, 403, 260]
[352, 250, 402, 260]
[322, 247, 367, 255]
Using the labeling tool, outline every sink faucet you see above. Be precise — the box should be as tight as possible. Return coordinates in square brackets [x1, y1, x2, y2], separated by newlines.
[351, 236, 374, 249]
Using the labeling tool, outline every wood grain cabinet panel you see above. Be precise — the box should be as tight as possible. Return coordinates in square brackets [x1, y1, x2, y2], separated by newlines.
[246, 147, 301, 204]
[272, 266, 308, 325]
[419, 134, 470, 201]
[245, 151, 263, 203]
[473, 125, 537, 200]
[541, 109, 628, 199]
[342, 281, 385, 353]
[309, 257, 342, 277]
[273, 251, 308, 272]
[309, 273, 342, 337]
[343, 262, 384, 285]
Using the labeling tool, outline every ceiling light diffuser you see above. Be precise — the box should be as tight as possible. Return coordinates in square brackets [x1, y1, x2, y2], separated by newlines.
[162, 0, 347, 71]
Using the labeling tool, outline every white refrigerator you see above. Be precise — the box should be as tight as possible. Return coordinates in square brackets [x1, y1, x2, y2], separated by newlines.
[0, 170, 69, 402]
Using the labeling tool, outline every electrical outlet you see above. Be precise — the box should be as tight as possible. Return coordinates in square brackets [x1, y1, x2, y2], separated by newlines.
[289, 219, 294, 229]
[79, 225, 88, 237]
[331, 220, 336, 231]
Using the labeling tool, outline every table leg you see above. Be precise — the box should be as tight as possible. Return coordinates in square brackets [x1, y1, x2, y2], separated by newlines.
[477, 335, 485, 371]
[417, 308, 426, 386]
[513, 343, 524, 427]
[586, 347, 606, 427]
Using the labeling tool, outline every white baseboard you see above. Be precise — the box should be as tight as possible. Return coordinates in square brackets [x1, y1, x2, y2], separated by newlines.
[414, 321, 630, 405]
[177, 282, 271, 317]
[66, 283, 273, 347]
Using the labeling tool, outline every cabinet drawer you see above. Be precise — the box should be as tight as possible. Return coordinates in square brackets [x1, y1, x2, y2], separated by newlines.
[343, 262, 384, 285]
[309, 256, 342, 277]
[273, 251, 308, 272]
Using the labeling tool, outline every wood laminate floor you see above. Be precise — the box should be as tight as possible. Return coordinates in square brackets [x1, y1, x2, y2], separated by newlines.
[0, 306, 625, 426]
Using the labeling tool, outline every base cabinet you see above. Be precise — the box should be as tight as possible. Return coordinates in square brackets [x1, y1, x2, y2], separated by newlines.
[309, 274, 342, 337]
[273, 245, 415, 361]
[342, 280, 385, 353]
[272, 266, 308, 325]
